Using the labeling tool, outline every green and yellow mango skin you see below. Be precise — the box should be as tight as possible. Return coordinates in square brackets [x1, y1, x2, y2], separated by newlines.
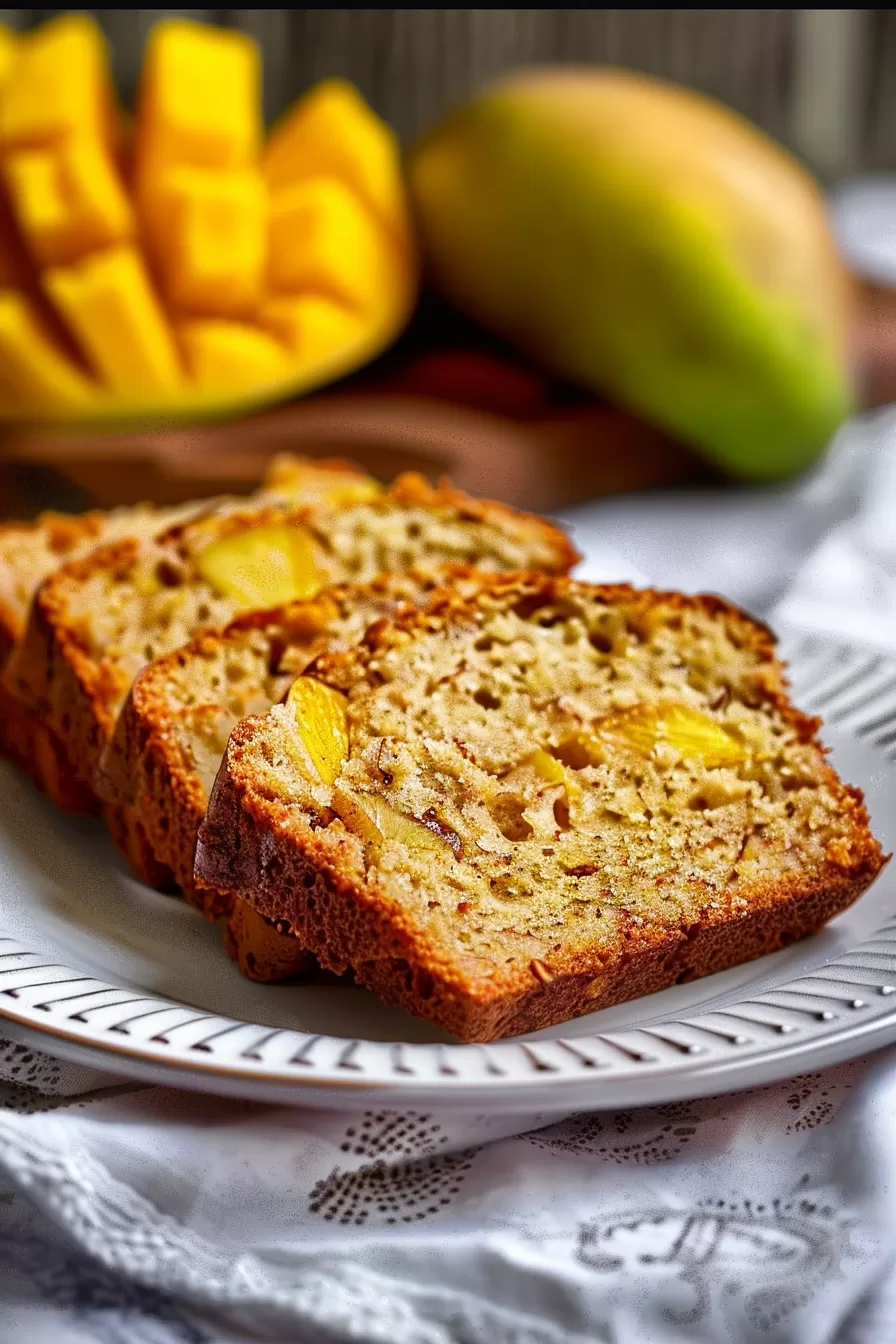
[408, 68, 854, 482]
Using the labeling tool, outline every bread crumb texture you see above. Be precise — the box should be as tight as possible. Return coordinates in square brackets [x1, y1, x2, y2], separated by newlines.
[201, 576, 886, 1041]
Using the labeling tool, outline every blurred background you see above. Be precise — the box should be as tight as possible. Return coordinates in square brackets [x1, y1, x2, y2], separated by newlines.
[0, 10, 876, 172]
[1, 7, 895, 565]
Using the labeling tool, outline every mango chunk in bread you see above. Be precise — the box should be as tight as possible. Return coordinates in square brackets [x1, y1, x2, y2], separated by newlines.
[195, 575, 886, 1042]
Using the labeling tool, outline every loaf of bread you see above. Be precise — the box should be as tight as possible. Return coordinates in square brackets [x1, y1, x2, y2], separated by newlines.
[195, 574, 886, 1042]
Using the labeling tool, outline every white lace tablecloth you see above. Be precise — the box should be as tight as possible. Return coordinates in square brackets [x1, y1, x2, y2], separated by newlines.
[3, 406, 896, 1344]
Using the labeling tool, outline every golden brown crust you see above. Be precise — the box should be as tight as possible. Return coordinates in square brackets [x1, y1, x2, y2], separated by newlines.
[102, 802, 178, 891]
[195, 574, 887, 1042]
[223, 897, 318, 981]
[0, 683, 100, 813]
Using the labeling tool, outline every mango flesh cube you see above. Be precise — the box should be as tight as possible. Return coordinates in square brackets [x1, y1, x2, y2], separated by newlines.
[264, 79, 405, 237]
[258, 294, 361, 361]
[0, 293, 95, 413]
[197, 524, 322, 609]
[269, 176, 391, 311]
[179, 320, 290, 392]
[137, 19, 261, 174]
[285, 676, 349, 786]
[5, 137, 134, 267]
[154, 167, 266, 315]
[0, 15, 115, 153]
[0, 25, 18, 93]
[44, 245, 182, 394]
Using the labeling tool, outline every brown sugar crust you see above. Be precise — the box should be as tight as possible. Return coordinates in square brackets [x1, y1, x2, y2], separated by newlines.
[195, 574, 887, 1043]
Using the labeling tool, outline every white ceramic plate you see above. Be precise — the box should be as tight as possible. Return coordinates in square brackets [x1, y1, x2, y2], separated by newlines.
[1, 630, 894, 1113]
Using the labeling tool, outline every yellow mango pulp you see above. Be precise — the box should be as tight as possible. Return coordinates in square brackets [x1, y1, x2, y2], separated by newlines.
[136, 19, 261, 174]
[269, 175, 393, 310]
[179, 320, 290, 392]
[154, 166, 266, 315]
[0, 25, 18, 93]
[332, 788, 449, 855]
[286, 676, 349, 786]
[5, 136, 134, 267]
[197, 523, 322, 608]
[0, 15, 116, 152]
[258, 294, 360, 359]
[596, 703, 746, 768]
[0, 16, 417, 424]
[265, 78, 407, 239]
[0, 292, 95, 411]
[44, 245, 182, 393]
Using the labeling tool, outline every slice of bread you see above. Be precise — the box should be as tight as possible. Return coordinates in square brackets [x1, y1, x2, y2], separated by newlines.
[6, 476, 576, 893]
[195, 574, 886, 1043]
[0, 456, 377, 832]
[0, 504, 191, 814]
[98, 569, 489, 920]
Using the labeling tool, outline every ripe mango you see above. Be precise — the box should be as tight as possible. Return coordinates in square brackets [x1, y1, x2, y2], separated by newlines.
[0, 15, 417, 425]
[408, 69, 853, 481]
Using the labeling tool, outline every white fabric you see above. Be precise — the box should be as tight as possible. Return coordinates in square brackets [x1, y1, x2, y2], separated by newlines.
[2, 405, 896, 1343]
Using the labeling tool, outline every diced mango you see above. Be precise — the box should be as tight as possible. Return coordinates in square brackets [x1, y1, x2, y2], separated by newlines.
[0, 293, 95, 413]
[257, 294, 361, 361]
[197, 524, 322, 609]
[179, 320, 290, 392]
[0, 18, 416, 424]
[0, 15, 115, 153]
[596, 703, 746, 768]
[137, 19, 261, 175]
[5, 137, 134, 268]
[264, 79, 406, 237]
[285, 676, 349, 786]
[43, 245, 182, 393]
[0, 24, 18, 93]
[153, 167, 266, 315]
[332, 788, 449, 854]
[268, 176, 391, 311]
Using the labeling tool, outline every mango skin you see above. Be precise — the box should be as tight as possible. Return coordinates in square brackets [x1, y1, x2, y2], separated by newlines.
[408, 68, 854, 482]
